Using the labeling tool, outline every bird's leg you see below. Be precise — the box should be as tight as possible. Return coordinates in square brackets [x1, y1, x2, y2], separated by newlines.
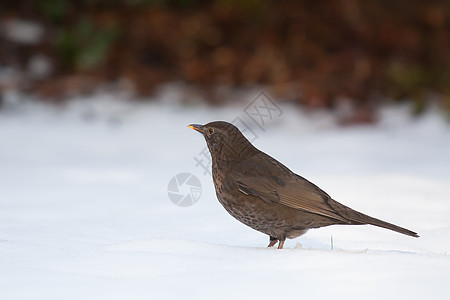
[277, 239, 285, 249]
[267, 236, 278, 247]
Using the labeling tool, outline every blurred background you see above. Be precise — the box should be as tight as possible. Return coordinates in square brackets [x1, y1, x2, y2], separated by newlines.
[1, 2, 450, 299]
[1, 0, 449, 121]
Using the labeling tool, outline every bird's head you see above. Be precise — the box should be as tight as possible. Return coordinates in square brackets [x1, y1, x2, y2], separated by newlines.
[188, 121, 257, 161]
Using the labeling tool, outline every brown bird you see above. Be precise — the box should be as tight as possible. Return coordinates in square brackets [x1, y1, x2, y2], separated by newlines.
[188, 121, 419, 249]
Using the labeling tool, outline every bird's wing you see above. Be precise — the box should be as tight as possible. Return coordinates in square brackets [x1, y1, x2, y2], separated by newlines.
[230, 154, 349, 223]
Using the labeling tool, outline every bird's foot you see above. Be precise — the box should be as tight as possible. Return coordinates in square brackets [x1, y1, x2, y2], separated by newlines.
[268, 236, 279, 247]
[267, 239, 278, 247]
[267, 236, 285, 249]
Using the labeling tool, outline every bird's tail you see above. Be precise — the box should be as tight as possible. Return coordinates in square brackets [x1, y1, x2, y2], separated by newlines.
[329, 200, 419, 238]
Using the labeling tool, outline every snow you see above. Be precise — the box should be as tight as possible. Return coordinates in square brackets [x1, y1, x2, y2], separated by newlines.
[0, 95, 449, 299]
[2, 19, 45, 45]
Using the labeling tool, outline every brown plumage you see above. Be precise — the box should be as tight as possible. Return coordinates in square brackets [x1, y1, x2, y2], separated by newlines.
[188, 121, 419, 249]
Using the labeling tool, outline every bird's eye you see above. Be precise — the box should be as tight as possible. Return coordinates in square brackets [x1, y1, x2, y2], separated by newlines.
[208, 128, 214, 135]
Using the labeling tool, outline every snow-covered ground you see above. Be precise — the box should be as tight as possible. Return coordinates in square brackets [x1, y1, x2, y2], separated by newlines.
[1, 95, 449, 299]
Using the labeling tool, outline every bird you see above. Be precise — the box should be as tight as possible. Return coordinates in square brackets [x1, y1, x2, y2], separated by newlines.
[188, 121, 419, 249]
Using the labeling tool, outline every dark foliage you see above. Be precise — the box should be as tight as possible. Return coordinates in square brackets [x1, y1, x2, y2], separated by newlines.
[1, 0, 449, 118]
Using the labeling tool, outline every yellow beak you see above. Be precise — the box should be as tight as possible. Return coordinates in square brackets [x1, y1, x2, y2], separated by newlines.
[188, 124, 204, 133]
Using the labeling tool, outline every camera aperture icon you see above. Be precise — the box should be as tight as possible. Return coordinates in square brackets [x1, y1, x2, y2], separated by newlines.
[167, 172, 202, 207]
